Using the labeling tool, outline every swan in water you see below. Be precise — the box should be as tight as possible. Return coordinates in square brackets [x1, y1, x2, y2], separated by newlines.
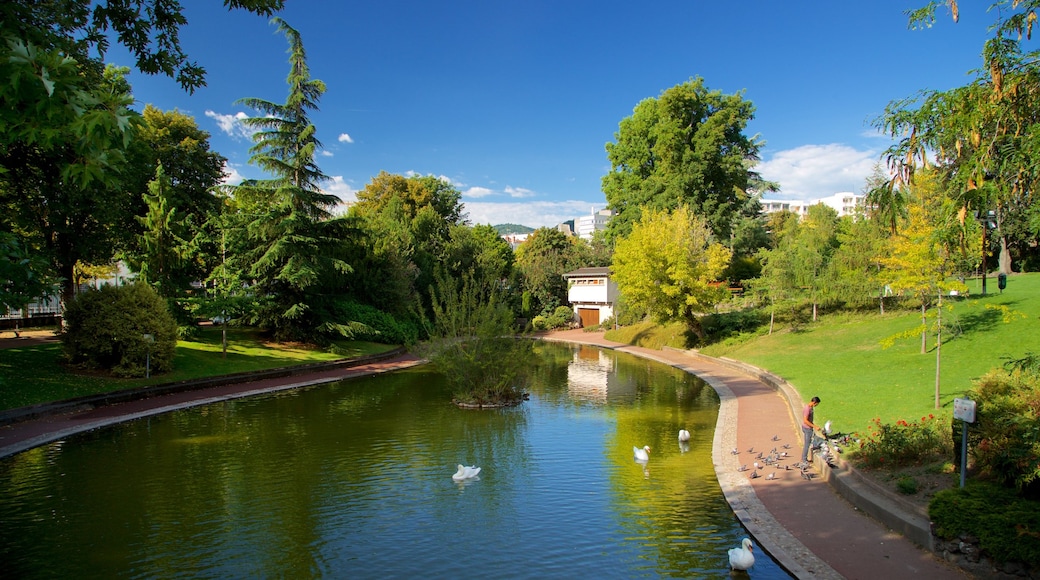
[678, 429, 691, 442]
[633, 445, 651, 462]
[728, 537, 755, 570]
[452, 464, 481, 481]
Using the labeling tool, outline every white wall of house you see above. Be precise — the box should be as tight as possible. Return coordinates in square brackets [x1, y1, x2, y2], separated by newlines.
[564, 267, 617, 326]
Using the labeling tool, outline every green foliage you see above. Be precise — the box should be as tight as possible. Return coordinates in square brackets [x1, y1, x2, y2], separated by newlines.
[231, 18, 352, 342]
[699, 309, 768, 344]
[0, 232, 57, 311]
[965, 368, 1040, 492]
[421, 268, 531, 406]
[882, 2, 1040, 276]
[896, 475, 919, 495]
[61, 283, 178, 377]
[514, 228, 585, 316]
[602, 77, 762, 242]
[531, 306, 574, 331]
[329, 299, 419, 345]
[611, 206, 731, 335]
[930, 481, 1040, 566]
[851, 414, 950, 468]
[603, 320, 690, 350]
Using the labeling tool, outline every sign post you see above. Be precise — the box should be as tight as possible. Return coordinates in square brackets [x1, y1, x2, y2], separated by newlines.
[954, 398, 977, 488]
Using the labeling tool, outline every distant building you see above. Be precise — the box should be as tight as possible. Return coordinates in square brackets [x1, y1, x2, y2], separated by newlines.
[574, 207, 614, 240]
[502, 233, 530, 250]
[562, 266, 618, 327]
[760, 192, 865, 219]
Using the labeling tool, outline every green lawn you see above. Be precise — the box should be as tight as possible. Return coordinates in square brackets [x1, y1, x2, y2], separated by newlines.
[698, 273, 1040, 435]
[0, 326, 397, 411]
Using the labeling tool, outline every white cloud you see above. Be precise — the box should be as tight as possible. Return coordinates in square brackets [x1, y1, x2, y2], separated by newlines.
[320, 150, 334, 157]
[338, 133, 354, 143]
[205, 110, 255, 140]
[504, 186, 536, 199]
[324, 175, 358, 203]
[463, 200, 606, 229]
[221, 163, 246, 185]
[757, 144, 879, 200]
[462, 186, 495, 199]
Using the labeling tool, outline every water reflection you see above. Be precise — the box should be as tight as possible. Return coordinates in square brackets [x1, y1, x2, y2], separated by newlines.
[0, 342, 790, 578]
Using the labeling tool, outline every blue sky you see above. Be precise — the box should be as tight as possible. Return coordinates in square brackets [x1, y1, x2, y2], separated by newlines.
[113, 1, 995, 228]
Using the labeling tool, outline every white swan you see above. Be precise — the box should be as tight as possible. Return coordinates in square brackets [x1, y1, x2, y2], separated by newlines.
[452, 464, 481, 481]
[633, 445, 651, 462]
[728, 537, 755, 570]
[678, 429, 691, 442]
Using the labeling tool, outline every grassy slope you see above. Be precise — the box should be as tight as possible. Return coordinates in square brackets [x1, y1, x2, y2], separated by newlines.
[0, 326, 395, 411]
[697, 273, 1039, 434]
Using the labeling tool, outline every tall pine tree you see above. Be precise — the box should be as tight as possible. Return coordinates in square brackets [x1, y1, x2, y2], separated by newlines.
[234, 17, 351, 341]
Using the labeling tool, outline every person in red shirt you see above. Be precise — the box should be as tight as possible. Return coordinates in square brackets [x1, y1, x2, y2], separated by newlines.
[801, 396, 821, 464]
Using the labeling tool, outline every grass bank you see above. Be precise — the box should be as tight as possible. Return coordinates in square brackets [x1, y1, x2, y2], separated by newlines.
[611, 272, 1040, 437]
[0, 326, 396, 411]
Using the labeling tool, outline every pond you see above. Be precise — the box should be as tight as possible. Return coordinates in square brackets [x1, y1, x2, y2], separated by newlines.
[0, 342, 790, 578]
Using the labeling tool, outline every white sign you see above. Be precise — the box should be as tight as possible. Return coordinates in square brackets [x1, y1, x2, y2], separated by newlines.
[954, 398, 976, 423]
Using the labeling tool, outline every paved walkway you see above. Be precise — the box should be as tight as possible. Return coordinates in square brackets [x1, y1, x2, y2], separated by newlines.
[543, 329, 966, 579]
[0, 330, 967, 578]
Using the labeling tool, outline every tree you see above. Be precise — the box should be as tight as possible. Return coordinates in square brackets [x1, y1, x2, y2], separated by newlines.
[1, 1, 283, 94]
[826, 215, 889, 312]
[514, 228, 585, 317]
[348, 172, 467, 315]
[134, 164, 187, 288]
[233, 18, 352, 341]
[602, 78, 763, 243]
[0, 65, 140, 309]
[0, 231, 55, 312]
[879, 1, 1040, 275]
[793, 204, 840, 321]
[880, 199, 968, 408]
[421, 268, 533, 407]
[610, 206, 731, 338]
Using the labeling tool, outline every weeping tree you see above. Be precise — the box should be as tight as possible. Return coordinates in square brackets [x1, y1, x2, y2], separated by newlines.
[233, 17, 352, 342]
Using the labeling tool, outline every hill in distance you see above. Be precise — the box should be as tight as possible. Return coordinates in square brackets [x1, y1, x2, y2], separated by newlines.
[494, 223, 535, 235]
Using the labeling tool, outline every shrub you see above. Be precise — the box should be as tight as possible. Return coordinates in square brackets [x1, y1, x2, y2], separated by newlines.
[329, 299, 420, 345]
[61, 283, 178, 377]
[531, 306, 573, 331]
[851, 413, 950, 468]
[930, 481, 1040, 566]
[965, 368, 1040, 493]
[896, 476, 918, 495]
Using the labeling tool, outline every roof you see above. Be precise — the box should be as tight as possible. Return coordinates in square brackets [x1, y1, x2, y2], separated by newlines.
[562, 266, 611, 278]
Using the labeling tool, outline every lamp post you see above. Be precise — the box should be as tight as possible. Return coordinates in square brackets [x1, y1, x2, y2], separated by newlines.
[142, 333, 154, 379]
[978, 210, 996, 295]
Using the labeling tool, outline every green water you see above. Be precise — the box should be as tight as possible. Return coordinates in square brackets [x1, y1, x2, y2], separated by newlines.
[0, 342, 789, 578]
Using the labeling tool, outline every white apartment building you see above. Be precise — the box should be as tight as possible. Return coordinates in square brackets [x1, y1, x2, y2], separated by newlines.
[760, 192, 865, 218]
[574, 207, 614, 239]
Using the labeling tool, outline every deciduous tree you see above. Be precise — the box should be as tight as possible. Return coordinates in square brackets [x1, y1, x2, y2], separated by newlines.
[610, 206, 731, 337]
[602, 78, 763, 243]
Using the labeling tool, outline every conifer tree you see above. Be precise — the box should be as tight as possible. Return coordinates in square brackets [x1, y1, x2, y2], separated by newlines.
[234, 18, 351, 340]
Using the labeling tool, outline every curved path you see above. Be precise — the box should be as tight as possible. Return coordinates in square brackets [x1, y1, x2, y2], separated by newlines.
[543, 329, 966, 579]
[0, 331, 965, 578]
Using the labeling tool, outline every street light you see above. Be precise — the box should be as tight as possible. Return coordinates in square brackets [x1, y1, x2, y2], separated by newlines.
[142, 333, 154, 378]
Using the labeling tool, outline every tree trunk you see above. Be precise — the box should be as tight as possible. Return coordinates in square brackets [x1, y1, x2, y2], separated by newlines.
[920, 302, 927, 354]
[935, 292, 942, 409]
